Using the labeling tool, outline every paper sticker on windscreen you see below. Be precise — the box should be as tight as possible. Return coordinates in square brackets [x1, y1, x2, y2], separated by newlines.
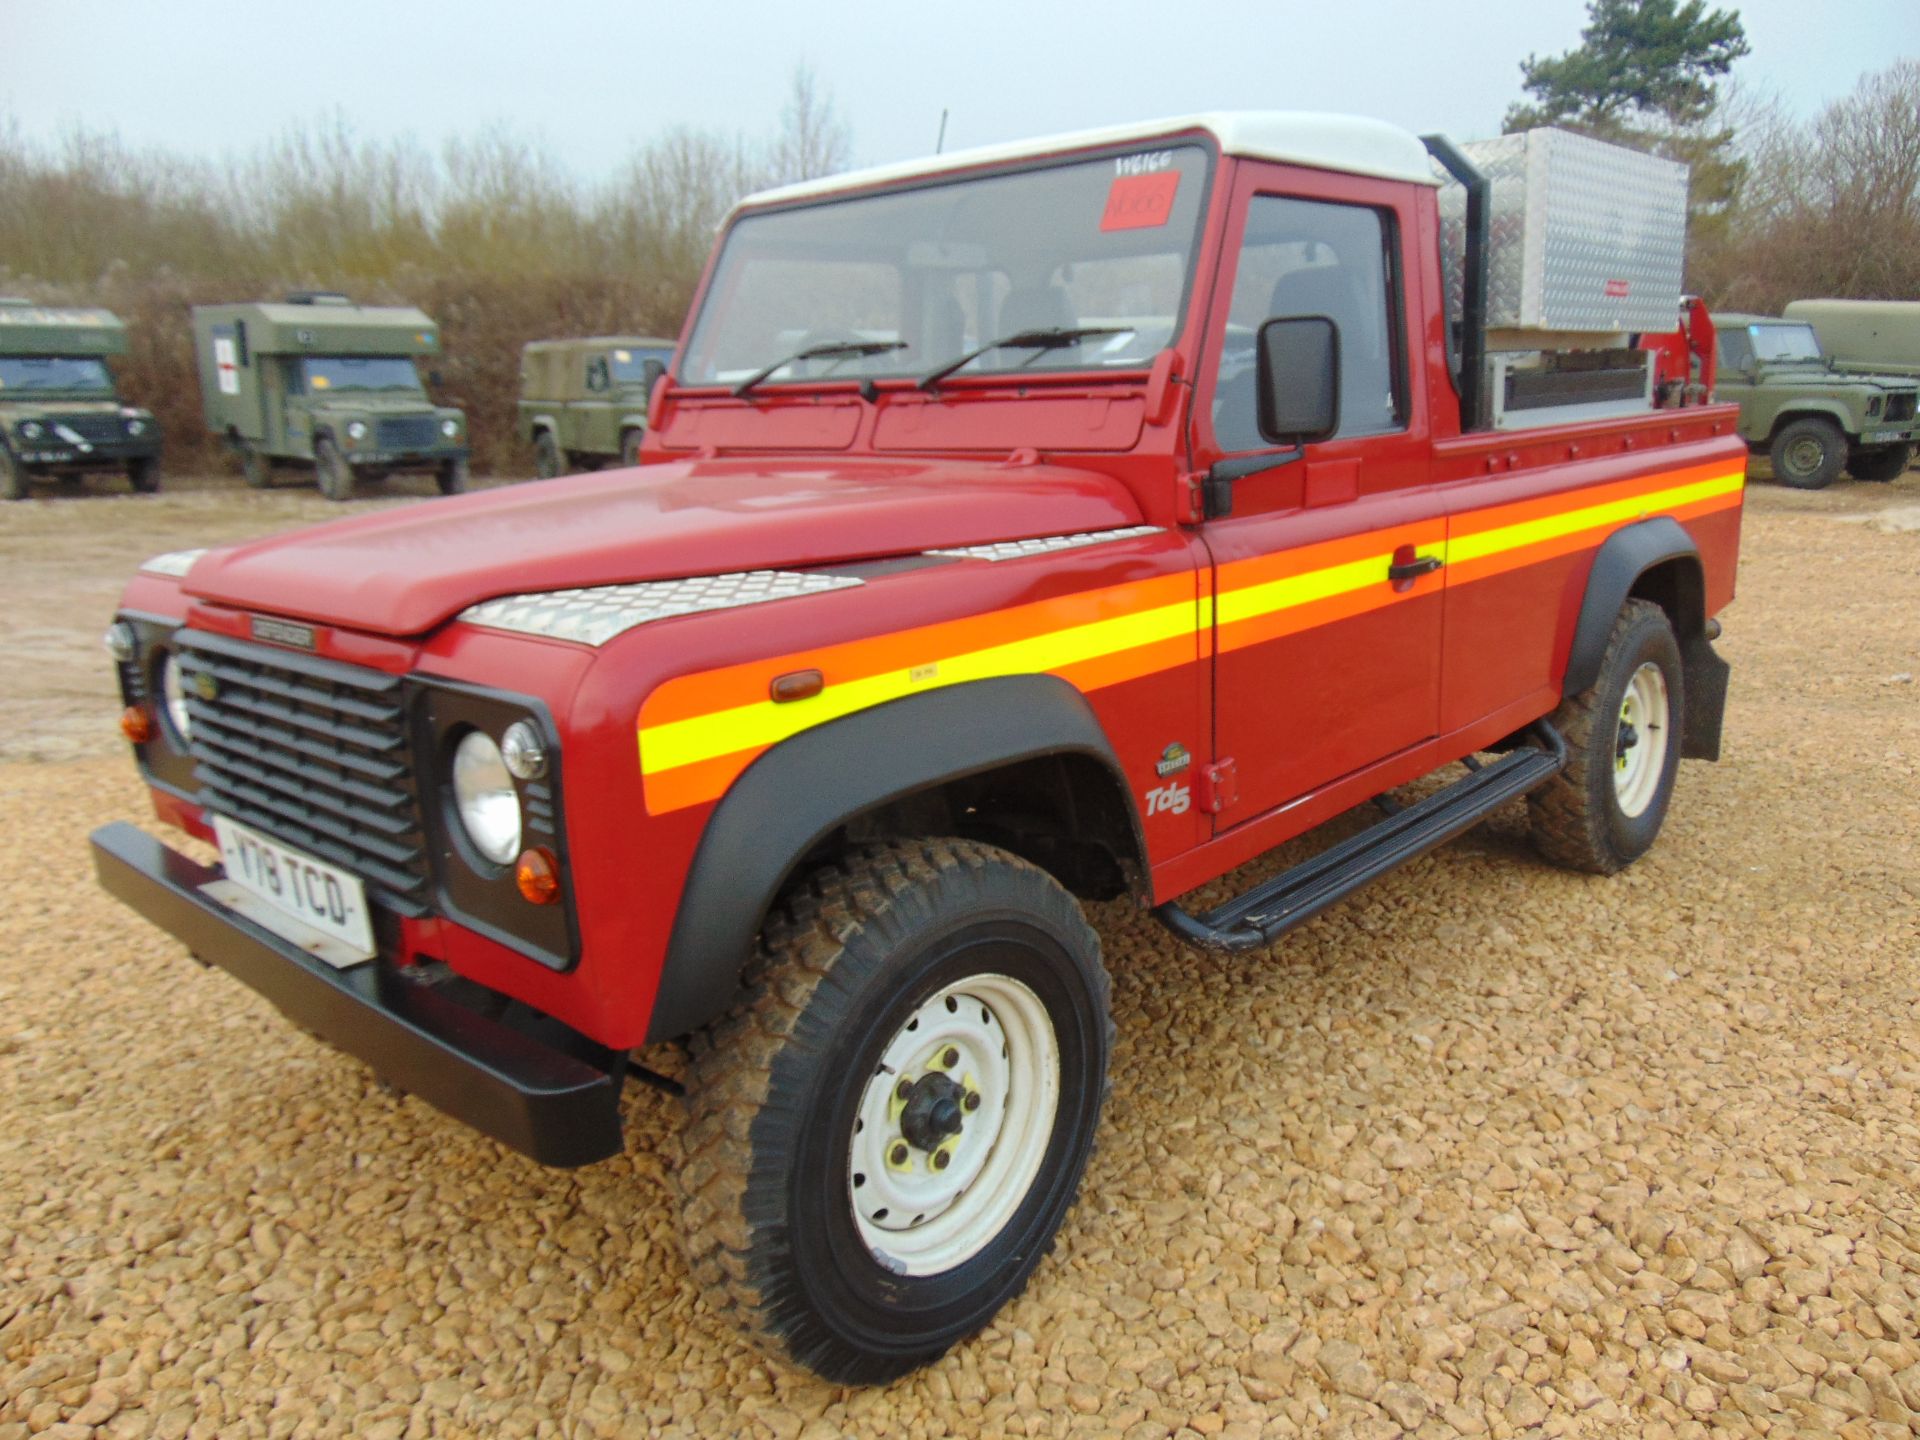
[1101, 171, 1181, 232]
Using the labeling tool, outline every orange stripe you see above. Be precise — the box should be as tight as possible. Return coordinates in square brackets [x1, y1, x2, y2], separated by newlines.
[1449, 487, 1743, 586]
[1452, 458, 1732, 540]
[1218, 570, 1438, 653]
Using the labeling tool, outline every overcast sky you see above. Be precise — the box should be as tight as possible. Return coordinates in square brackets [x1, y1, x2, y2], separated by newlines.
[5, 0, 1915, 180]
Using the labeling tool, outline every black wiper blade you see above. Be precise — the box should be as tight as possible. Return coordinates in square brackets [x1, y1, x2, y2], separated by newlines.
[732, 341, 907, 398]
[917, 326, 1132, 391]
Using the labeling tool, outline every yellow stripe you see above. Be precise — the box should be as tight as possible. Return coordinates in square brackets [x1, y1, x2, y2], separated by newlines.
[1449, 471, 1744, 566]
[641, 597, 1199, 774]
[1216, 542, 1445, 628]
[640, 468, 1743, 779]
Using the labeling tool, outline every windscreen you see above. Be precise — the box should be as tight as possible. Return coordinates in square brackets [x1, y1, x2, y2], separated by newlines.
[681, 145, 1211, 387]
[299, 356, 424, 394]
[0, 356, 115, 394]
[611, 347, 673, 384]
[1749, 324, 1823, 363]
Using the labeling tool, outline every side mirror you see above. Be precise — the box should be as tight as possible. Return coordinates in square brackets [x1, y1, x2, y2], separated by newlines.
[1257, 315, 1340, 444]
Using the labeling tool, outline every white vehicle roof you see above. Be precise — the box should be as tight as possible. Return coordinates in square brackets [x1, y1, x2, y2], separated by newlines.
[742, 111, 1441, 211]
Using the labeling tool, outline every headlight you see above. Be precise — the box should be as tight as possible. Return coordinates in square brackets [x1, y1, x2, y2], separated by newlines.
[346, 421, 368, 441]
[159, 652, 192, 744]
[103, 621, 137, 664]
[126, 418, 146, 436]
[19, 421, 42, 439]
[452, 730, 521, 866]
[441, 418, 459, 438]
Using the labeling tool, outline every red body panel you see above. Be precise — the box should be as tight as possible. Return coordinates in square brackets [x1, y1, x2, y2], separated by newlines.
[122, 137, 1747, 1051]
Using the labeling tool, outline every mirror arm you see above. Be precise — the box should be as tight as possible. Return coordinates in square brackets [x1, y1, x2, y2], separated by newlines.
[1203, 445, 1305, 519]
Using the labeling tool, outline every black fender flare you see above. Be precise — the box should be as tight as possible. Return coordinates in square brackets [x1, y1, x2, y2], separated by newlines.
[645, 675, 1142, 1043]
[1564, 516, 1727, 761]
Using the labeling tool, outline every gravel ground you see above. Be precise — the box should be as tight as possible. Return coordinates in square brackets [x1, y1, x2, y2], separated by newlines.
[3, 473, 1919, 1439]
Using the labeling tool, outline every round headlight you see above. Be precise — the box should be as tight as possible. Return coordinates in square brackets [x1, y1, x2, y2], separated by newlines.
[441, 418, 459, 438]
[126, 418, 146, 437]
[19, 421, 43, 439]
[346, 420, 368, 441]
[159, 652, 192, 744]
[103, 621, 137, 664]
[500, 720, 547, 780]
[452, 730, 521, 866]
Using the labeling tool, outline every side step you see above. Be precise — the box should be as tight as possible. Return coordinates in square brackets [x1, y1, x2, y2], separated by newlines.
[1155, 724, 1567, 954]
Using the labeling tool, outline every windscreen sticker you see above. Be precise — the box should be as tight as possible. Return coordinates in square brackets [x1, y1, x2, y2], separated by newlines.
[1101, 155, 1181, 232]
[311, 374, 331, 389]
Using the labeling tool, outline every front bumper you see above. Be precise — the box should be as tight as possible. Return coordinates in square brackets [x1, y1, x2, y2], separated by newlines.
[346, 444, 466, 468]
[16, 436, 162, 471]
[90, 821, 625, 1167]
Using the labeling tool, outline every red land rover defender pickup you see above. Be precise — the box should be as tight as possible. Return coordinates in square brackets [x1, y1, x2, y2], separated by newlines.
[93, 113, 1742, 1382]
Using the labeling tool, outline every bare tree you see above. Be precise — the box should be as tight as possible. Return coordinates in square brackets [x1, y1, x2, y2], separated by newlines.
[767, 64, 851, 186]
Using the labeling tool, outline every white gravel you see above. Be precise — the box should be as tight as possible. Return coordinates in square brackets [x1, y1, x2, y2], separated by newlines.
[2, 476, 1918, 1438]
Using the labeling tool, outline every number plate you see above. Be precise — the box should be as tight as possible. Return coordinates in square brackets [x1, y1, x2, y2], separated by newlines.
[1863, 428, 1907, 444]
[209, 816, 375, 964]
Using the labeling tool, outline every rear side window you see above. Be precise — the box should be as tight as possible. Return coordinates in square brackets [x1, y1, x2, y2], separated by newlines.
[1212, 196, 1402, 451]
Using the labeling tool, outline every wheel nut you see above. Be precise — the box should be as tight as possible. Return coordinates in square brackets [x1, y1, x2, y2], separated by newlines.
[942, 1047, 959, 1068]
[896, 1078, 913, 1100]
[964, 1091, 981, 1112]
[932, 1149, 951, 1171]
[891, 1143, 910, 1165]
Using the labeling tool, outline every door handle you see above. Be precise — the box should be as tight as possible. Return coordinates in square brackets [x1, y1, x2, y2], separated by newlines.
[1388, 554, 1443, 582]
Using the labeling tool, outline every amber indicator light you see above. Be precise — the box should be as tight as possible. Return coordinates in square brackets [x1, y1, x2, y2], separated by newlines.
[515, 847, 561, 906]
[769, 669, 824, 704]
[120, 706, 155, 744]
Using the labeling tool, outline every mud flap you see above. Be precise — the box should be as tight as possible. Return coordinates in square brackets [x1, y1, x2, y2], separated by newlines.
[1681, 633, 1730, 761]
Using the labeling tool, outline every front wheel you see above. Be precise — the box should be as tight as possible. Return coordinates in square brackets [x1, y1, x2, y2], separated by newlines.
[678, 839, 1111, 1384]
[436, 456, 470, 495]
[1847, 442, 1912, 483]
[314, 436, 354, 501]
[1769, 416, 1846, 490]
[126, 456, 162, 493]
[532, 430, 564, 480]
[620, 429, 644, 467]
[1529, 599, 1684, 874]
[238, 442, 271, 489]
[0, 442, 25, 501]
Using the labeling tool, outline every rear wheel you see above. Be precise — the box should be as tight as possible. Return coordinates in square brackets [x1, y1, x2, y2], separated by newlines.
[0, 443, 26, 501]
[436, 456, 470, 495]
[238, 442, 272, 489]
[314, 436, 354, 501]
[533, 430, 564, 480]
[1769, 417, 1846, 490]
[620, 429, 644, 467]
[1846, 442, 1912, 483]
[1530, 600, 1684, 874]
[126, 456, 162, 493]
[678, 839, 1111, 1384]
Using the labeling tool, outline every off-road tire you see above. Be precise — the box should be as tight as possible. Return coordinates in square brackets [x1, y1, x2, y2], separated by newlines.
[1530, 600, 1684, 875]
[678, 838, 1112, 1384]
[1769, 416, 1846, 490]
[1846, 442, 1912, 483]
[314, 436, 354, 502]
[436, 456, 470, 495]
[620, 429, 644, 467]
[0, 442, 25, 501]
[126, 456, 162, 493]
[533, 429, 564, 480]
[238, 443, 271, 489]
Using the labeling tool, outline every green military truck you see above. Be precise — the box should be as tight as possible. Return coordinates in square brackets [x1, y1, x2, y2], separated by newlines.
[192, 293, 469, 501]
[1785, 299, 1920, 385]
[1712, 312, 1919, 488]
[518, 335, 674, 477]
[0, 299, 162, 500]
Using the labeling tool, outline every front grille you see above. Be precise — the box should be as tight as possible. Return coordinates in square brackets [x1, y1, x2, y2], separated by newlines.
[375, 415, 440, 451]
[1885, 391, 1917, 424]
[58, 413, 127, 444]
[177, 631, 430, 915]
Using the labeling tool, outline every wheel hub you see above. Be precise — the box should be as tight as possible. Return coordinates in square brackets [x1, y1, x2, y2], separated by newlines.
[899, 1072, 967, 1152]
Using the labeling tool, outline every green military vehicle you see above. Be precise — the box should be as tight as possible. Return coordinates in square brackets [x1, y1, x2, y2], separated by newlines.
[0, 299, 162, 500]
[1785, 299, 1920, 383]
[192, 293, 468, 501]
[518, 335, 674, 477]
[1712, 312, 1919, 488]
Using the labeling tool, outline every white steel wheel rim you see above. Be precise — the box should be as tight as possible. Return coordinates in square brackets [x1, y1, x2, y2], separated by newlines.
[848, 973, 1059, 1277]
[1614, 661, 1670, 818]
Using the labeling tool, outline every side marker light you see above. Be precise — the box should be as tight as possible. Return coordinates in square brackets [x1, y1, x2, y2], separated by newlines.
[515, 847, 561, 906]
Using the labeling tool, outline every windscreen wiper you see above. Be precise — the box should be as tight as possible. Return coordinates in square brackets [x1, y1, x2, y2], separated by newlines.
[917, 326, 1133, 391]
[732, 341, 908, 398]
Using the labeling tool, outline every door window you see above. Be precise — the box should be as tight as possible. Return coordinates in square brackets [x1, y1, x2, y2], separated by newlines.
[1212, 196, 1402, 451]
[1716, 328, 1754, 371]
[585, 357, 611, 392]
